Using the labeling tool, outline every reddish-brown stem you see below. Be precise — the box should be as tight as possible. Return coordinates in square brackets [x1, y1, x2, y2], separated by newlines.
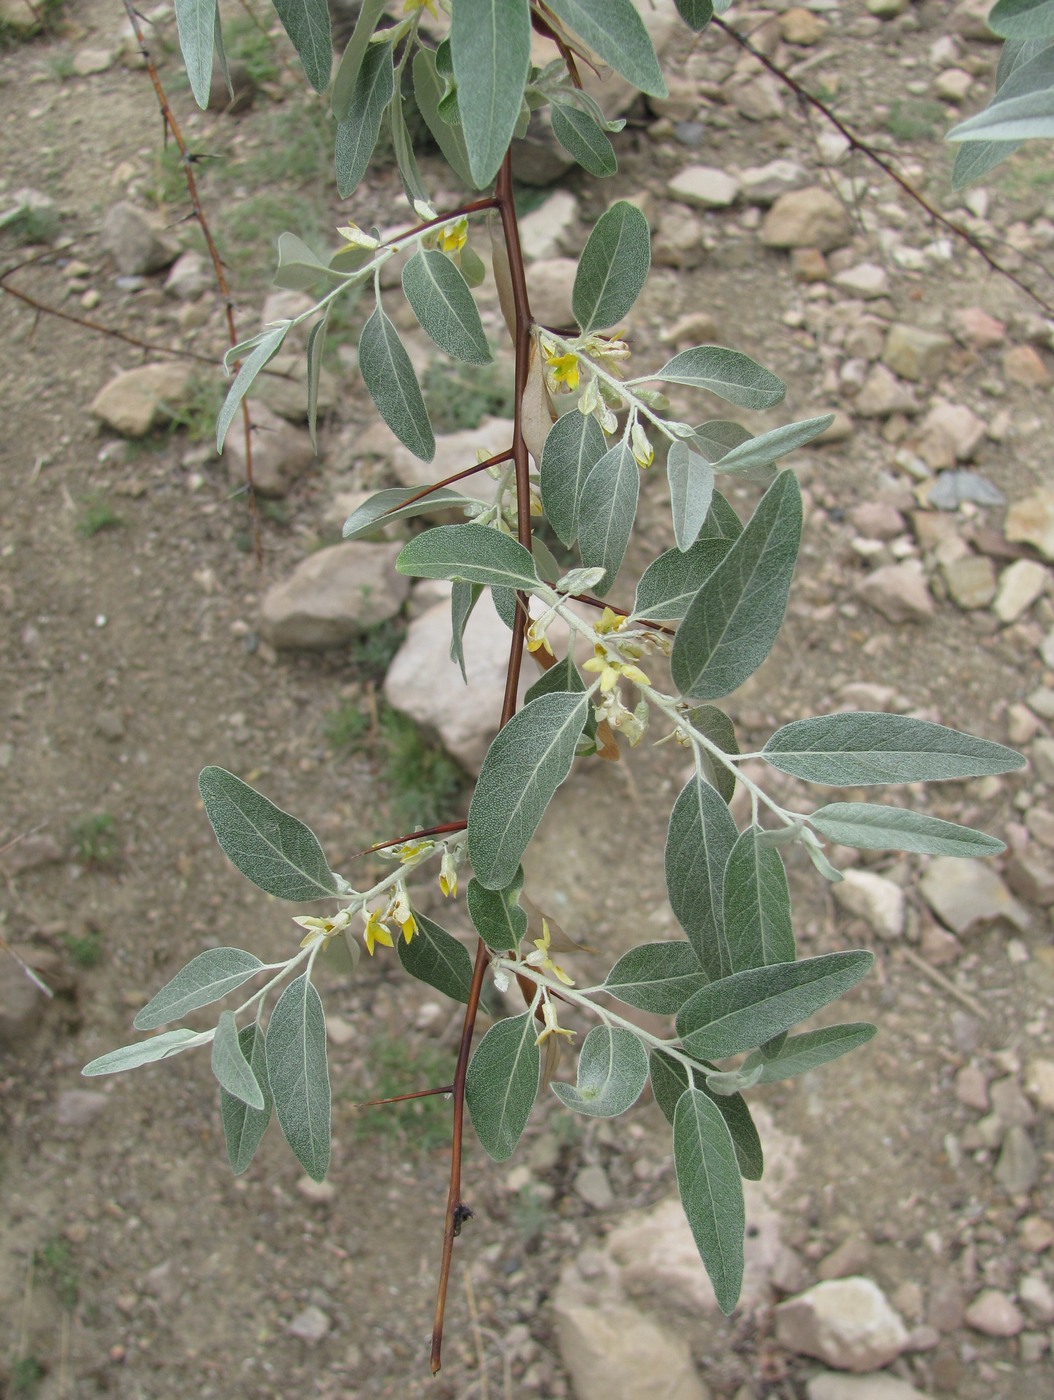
[357, 1084, 454, 1108]
[381, 448, 514, 516]
[430, 152, 535, 1377]
[350, 819, 468, 861]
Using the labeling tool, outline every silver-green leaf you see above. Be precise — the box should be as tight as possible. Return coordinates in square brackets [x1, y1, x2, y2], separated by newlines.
[465, 1012, 540, 1160]
[576, 438, 640, 594]
[631, 537, 730, 622]
[740, 1022, 877, 1084]
[174, 0, 217, 109]
[809, 803, 1005, 857]
[358, 304, 435, 462]
[467, 870, 529, 952]
[667, 441, 715, 551]
[220, 1023, 272, 1173]
[572, 201, 651, 333]
[712, 414, 835, 475]
[469, 692, 591, 890]
[134, 947, 265, 1030]
[653, 346, 786, 411]
[539, 410, 607, 547]
[665, 776, 738, 980]
[343, 486, 482, 540]
[550, 101, 618, 177]
[305, 316, 327, 452]
[198, 766, 337, 902]
[217, 323, 289, 453]
[551, 1025, 649, 1117]
[266, 974, 330, 1182]
[335, 42, 395, 198]
[603, 941, 708, 1015]
[396, 523, 540, 590]
[450, 580, 482, 681]
[397, 911, 476, 1004]
[83, 1028, 203, 1077]
[402, 250, 491, 365]
[332, 0, 387, 119]
[650, 1051, 763, 1180]
[212, 1010, 265, 1110]
[272, 0, 333, 93]
[544, 0, 666, 98]
[723, 827, 794, 974]
[451, 0, 531, 188]
[673, 1087, 745, 1315]
[413, 48, 477, 188]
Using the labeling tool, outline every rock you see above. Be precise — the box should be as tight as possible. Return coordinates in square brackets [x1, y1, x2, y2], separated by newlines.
[553, 1279, 710, 1400]
[1006, 491, 1054, 561]
[774, 1277, 908, 1373]
[100, 202, 180, 276]
[833, 264, 889, 300]
[1019, 1275, 1054, 1323]
[1033, 737, 1054, 785]
[817, 1234, 872, 1282]
[389, 418, 511, 509]
[259, 542, 409, 649]
[868, 0, 908, 15]
[55, 1090, 109, 1128]
[94, 708, 125, 741]
[952, 307, 1006, 351]
[90, 363, 196, 438]
[728, 73, 785, 122]
[1005, 850, 1054, 905]
[739, 159, 806, 206]
[882, 325, 952, 383]
[0, 186, 60, 243]
[995, 1125, 1039, 1194]
[1003, 344, 1052, 387]
[653, 206, 707, 268]
[519, 191, 578, 261]
[955, 1064, 989, 1111]
[1020, 1215, 1054, 1251]
[849, 503, 906, 540]
[832, 870, 904, 940]
[919, 919, 961, 966]
[807, 1374, 935, 1400]
[0, 834, 64, 875]
[760, 187, 851, 252]
[914, 402, 985, 470]
[791, 247, 829, 283]
[854, 366, 918, 418]
[935, 68, 973, 102]
[953, 0, 1000, 41]
[574, 1164, 614, 1210]
[993, 559, 1048, 622]
[72, 48, 114, 76]
[0, 0, 40, 35]
[963, 1289, 1025, 1337]
[919, 858, 1030, 935]
[942, 554, 997, 610]
[384, 598, 522, 773]
[286, 1305, 331, 1343]
[856, 560, 934, 623]
[1025, 805, 1054, 848]
[990, 1076, 1035, 1128]
[779, 8, 827, 45]
[296, 1175, 337, 1204]
[163, 250, 210, 300]
[668, 165, 740, 209]
[253, 350, 338, 423]
[1025, 1057, 1054, 1111]
[527, 258, 578, 327]
[223, 400, 315, 498]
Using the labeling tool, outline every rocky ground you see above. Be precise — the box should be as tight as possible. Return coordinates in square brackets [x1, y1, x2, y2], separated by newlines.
[2, 1, 1054, 1398]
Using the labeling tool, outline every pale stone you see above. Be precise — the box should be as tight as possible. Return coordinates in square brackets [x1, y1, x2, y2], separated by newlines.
[1003, 344, 1052, 387]
[384, 600, 524, 773]
[990, 1077, 1035, 1128]
[935, 68, 973, 103]
[253, 349, 337, 423]
[760, 188, 851, 252]
[286, 1305, 331, 1343]
[833, 263, 889, 300]
[791, 247, 829, 283]
[995, 1125, 1039, 1194]
[832, 870, 905, 940]
[1005, 849, 1054, 905]
[224, 400, 315, 498]
[72, 48, 114, 77]
[668, 165, 741, 209]
[90, 363, 196, 438]
[914, 401, 985, 469]
[807, 1373, 935, 1400]
[1020, 1215, 1054, 1251]
[527, 258, 578, 327]
[955, 1064, 989, 1112]
[853, 366, 918, 418]
[553, 1295, 711, 1400]
[1024, 1057, 1054, 1111]
[779, 8, 827, 45]
[848, 503, 905, 540]
[728, 73, 785, 122]
[775, 1277, 909, 1373]
[100, 201, 180, 276]
[259, 543, 409, 649]
[1005, 491, 1054, 561]
[1019, 1275, 1054, 1323]
[740, 159, 806, 206]
[1034, 737, 1054, 785]
[518, 190, 578, 261]
[0, 0, 39, 35]
[164, 250, 210, 300]
[964, 1289, 1025, 1337]
[952, 307, 1006, 351]
[993, 559, 1048, 622]
[55, 1090, 109, 1127]
[942, 554, 997, 611]
[919, 858, 1030, 935]
[883, 324, 952, 382]
[856, 560, 934, 622]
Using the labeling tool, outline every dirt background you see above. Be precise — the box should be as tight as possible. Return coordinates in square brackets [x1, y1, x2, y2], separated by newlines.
[1, 1, 1053, 1398]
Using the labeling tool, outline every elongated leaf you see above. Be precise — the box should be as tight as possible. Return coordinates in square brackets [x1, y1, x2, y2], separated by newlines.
[465, 1012, 540, 1159]
[451, 0, 531, 188]
[653, 347, 786, 411]
[545, 0, 666, 98]
[83, 1028, 202, 1076]
[809, 803, 1005, 857]
[221, 1024, 272, 1173]
[266, 974, 330, 1181]
[274, 232, 332, 292]
[688, 704, 739, 806]
[343, 485, 481, 540]
[335, 42, 395, 197]
[674, 0, 715, 29]
[667, 441, 715, 551]
[492, 584, 519, 630]
[989, 0, 1054, 39]
[305, 316, 327, 452]
[134, 947, 265, 1031]
[723, 828, 794, 974]
[450, 580, 482, 681]
[651, 1051, 762, 1179]
[358, 304, 435, 461]
[413, 48, 476, 188]
[524, 654, 597, 744]
[693, 420, 753, 463]
[762, 713, 1025, 786]
[666, 776, 738, 980]
[212, 1010, 265, 1109]
[272, 0, 332, 92]
[674, 1087, 745, 1314]
[332, 0, 387, 118]
[671, 471, 802, 701]
[539, 410, 607, 547]
[632, 538, 730, 622]
[576, 439, 640, 593]
[397, 912, 475, 1003]
[948, 43, 1054, 140]
[952, 138, 1023, 189]
[551, 101, 617, 176]
[573, 201, 651, 333]
[175, 0, 217, 109]
[467, 870, 528, 951]
[552, 1025, 648, 1117]
[713, 415, 834, 475]
[397, 523, 539, 590]
[741, 1022, 877, 1084]
[402, 250, 491, 365]
[217, 324, 289, 452]
[604, 941, 707, 1015]
[677, 951, 874, 1062]
[198, 766, 337, 901]
[701, 489, 743, 542]
[389, 91, 431, 210]
[469, 692, 591, 890]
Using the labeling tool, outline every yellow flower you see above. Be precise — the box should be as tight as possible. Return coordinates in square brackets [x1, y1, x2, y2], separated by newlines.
[583, 647, 651, 695]
[403, 0, 438, 15]
[526, 618, 555, 656]
[387, 885, 417, 943]
[438, 217, 468, 254]
[545, 352, 580, 393]
[528, 919, 574, 987]
[294, 907, 353, 950]
[594, 607, 626, 636]
[363, 908, 395, 956]
[631, 420, 654, 469]
[439, 850, 458, 898]
[535, 997, 575, 1046]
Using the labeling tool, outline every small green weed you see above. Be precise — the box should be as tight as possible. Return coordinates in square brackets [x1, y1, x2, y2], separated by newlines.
[62, 926, 103, 968]
[352, 1040, 453, 1154]
[48, 51, 74, 81]
[35, 1238, 78, 1309]
[166, 375, 225, 443]
[70, 813, 118, 868]
[324, 702, 370, 750]
[422, 358, 513, 433]
[379, 708, 466, 830]
[224, 15, 282, 86]
[354, 619, 407, 682]
[10, 1356, 46, 1398]
[885, 99, 947, 143]
[511, 1183, 549, 1242]
[76, 494, 124, 538]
